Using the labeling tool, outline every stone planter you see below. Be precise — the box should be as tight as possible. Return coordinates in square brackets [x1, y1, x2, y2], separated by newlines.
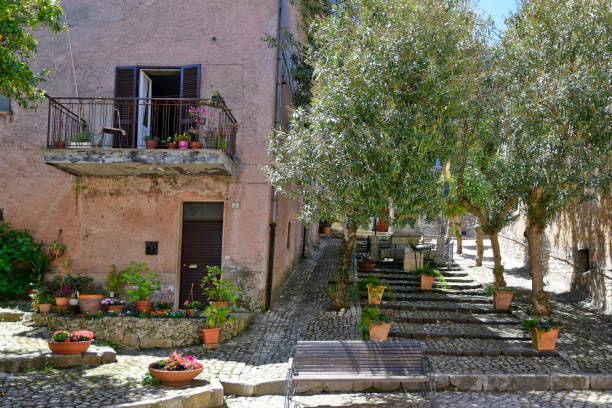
[530, 328, 561, 351]
[39, 304, 52, 313]
[148, 363, 203, 387]
[78, 295, 103, 314]
[135, 301, 153, 313]
[367, 285, 386, 305]
[493, 290, 514, 310]
[107, 305, 124, 313]
[359, 263, 376, 271]
[55, 297, 69, 307]
[201, 328, 221, 349]
[369, 322, 391, 341]
[420, 275, 435, 290]
[48, 340, 92, 355]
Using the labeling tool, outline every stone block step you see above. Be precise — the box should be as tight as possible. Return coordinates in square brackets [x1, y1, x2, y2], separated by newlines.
[384, 287, 486, 296]
[389, 322, 528, 340]
[389, 310, 519, 325]
[419, 338, 558, 357]
[363, 300, 510, 314]
[362, 293, 489, 304]
[358, 273, 474, 283]
[0, 345, 116, 372]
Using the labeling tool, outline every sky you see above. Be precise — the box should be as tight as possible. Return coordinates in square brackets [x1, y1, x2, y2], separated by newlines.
[476, 0, 518, 31]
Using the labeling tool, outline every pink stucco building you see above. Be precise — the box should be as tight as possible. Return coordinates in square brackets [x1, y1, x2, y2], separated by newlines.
[0, 0, 318, 309]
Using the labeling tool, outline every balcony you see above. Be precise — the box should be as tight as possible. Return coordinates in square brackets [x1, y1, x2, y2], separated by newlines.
[43, 95, 239, 177]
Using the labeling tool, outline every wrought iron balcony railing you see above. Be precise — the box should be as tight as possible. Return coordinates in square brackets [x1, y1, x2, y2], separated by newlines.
[46, 95, 238, 159]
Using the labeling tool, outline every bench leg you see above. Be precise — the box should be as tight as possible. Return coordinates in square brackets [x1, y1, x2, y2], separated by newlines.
[284, 366, 295, 408]
[423, 355, 436, 408]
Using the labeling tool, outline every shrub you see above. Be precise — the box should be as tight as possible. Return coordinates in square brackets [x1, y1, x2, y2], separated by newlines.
[121, 262, 161, 302]
[0, 223, 50, 299]
[521, 318, 562, 333]
[201, 265, 243, 303]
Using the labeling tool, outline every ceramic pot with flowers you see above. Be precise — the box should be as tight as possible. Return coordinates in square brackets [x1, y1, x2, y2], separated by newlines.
[522, 319, 562, 351]
[48, 330, 94, 354]
[53, 286, 74, 307]
[156, 301, 173, 313]
[360, 306, 396, 341]
[148, 350, 203, 386]
[102, 297, 126, 313]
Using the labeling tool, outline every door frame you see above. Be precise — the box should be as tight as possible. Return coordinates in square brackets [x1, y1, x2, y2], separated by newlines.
[174, 200, 226, 308]
[137, 70, 152, 148]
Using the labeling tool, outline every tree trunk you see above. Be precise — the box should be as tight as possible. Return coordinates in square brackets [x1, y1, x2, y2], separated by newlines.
[454, 217, 463, 254]
[475, 225, 484, 267]
[489, 231, 507, 287]
[526, 221, 550, 316]
[331, 223, 357, 309]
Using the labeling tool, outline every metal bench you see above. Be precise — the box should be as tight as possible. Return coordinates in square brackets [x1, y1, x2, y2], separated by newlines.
[285, 340, 435, 408]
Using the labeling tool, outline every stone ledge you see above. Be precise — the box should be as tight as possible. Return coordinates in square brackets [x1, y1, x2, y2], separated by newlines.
[0, 345, 116, 372]
[0, 310, 24, 322]
[23, 312, 254, 349]
[111, 379, 224, 408]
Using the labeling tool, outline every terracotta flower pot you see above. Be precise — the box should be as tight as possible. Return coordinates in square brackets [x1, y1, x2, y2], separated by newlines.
[359, 263, 376, 271]
[39, 303, 52, 313]
[369, 322, 391, 341]
[148, 363, 204, 387]
[184, 308, 194, 317]
[78, 294, 103, 314]
[107, 305, 124, 313]
[530, 328, 561, 351]
[135, 301, 154, 313]
[55, 297, 69, 306]
[493, 290, 514, 310]
[145, 140, 157, 149]
[367, 285, 386, 305]
[48, 340, 92, 354]
[201, 328, 221, 349]
[55, 142, 66, 149]
[167, 142, 177, 149]
[420, 275, 435, 290]
[178, 141, 189, 149]
[190, 141, 203, 149]
[214, 302, 230, 308]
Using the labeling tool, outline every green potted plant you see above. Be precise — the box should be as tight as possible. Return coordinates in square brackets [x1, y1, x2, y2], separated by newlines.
[106, 264, 126, 299]
[359, 306, 396, 341]
[48, 240, 65, 259]
[177, 134, 190, 149]
[486, 286, 516, 310]
[69, 131, 93, 148]
[121, 262, 162, 312]
[156, 301, 173, 313]
[358, 253, 376, 271]
[73, 275, 105, 315]
[55, 133, 65, 148]
[357, 276, 391, 305]
[181, 300, 202, 317]
[188, 128, 203, 149]
[201, 304, 235, 348]
[166, 135, 177, 149]
[36, 292, 55, 313]
[144, 136, 159, 149]
[201, 265, 243, 307]
[413, 263, 446, 290]
[48, 330, 94, 354]
[522, 318, 563, 351]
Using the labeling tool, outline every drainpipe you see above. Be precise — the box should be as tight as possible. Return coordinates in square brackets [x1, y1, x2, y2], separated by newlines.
[265, 0, 286, 310]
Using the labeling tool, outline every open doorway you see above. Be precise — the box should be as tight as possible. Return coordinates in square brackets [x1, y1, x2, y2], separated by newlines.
[137, 69, 181, 147]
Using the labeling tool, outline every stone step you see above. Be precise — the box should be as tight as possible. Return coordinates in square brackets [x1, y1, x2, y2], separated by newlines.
[358, 273, 474, 283]
[389, 322, 528, 341]
[363, 300, 510, 314]
[382, 287, 486, 296]
[362, 293, 490, 304]
[388, 310, 519, 325]
[419, 338, 558, 357]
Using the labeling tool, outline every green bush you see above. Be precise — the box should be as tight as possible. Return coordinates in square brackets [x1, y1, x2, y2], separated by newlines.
[0, 223, 50, 299]
[121, 262, 161, 302]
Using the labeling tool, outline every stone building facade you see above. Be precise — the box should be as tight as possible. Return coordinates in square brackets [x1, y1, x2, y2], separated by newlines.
[0, 0, 317, 309]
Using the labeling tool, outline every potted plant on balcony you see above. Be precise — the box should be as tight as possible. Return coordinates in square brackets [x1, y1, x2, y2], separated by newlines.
[201, 304, 235, 349]
[122, 262, 162, 313]
[55, 134, 66, 149]
[359, 306, 396, 341]
[145, 136, 159, 149]
[358, 253, 376, 271]
[48, 330, 94, 354]
[69, 131, 93, 148]
[177, 134, 190, 150]
[522, 318, 563, 351]
[188, 129, 203, 149]
[486, 286, 516, 310]
[181, 300, 202, 317]
[201, 265, 243, 307]
[148, 350, 204, 386]
[166, 135, 177, 149]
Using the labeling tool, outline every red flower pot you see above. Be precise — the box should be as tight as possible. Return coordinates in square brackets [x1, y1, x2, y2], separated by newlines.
[145, 140, 157, 149]
[190, 142, 203, 149]
[135, 301, 154, 313]
[107, 305, 124, 313]
[55, 142, 66, 149]
[78, 294, 103, 314]
[421, 275, 435, 290]
[55, 297, 69, 306]
[148, 364, 203, 387]
[369, 322, 391, 341]
[493, 290, 514, 310]
[39, 303, 52, 313]
[184, 308, 194, 317]
[201, 328, 221, 349]
[48, 340, 92, 354]
[214, 302, 230, 308]
[167, 142, 177, 149]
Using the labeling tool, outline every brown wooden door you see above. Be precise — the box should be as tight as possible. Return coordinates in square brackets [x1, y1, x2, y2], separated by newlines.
[180, 203, 223, 304]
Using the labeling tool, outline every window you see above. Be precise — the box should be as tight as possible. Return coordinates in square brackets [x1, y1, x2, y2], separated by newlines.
[0, 95, 10, 113]
[575, 248, 590, 273]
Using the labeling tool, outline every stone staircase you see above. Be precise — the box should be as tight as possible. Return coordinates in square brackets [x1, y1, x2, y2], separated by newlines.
[358, 263, 556, 358]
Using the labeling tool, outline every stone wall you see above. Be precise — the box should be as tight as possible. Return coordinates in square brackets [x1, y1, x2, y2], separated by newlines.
[24, 312, 254, 349]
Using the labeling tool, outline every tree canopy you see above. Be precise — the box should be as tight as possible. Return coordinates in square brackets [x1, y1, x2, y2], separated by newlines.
[0, 0, 64, 109]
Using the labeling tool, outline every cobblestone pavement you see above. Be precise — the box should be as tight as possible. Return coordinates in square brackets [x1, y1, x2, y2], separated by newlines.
[226, 391, 612, 407]
[0, 239, 360, 407]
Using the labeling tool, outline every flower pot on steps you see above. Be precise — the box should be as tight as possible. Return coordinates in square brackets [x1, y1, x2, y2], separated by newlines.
[367, 285, 386, 305]
[201, 328, 221, 349]
[493, 290, 514, 310]
[369, 322, 391, 341]
[420, 275, 435, 290]
[530, 328, 561, 351]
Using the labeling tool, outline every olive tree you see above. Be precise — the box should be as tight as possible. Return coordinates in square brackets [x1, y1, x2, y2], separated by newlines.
[499, 0, 611, 315]
[0, 0, 64, 109]
[267, 0, 487, 308]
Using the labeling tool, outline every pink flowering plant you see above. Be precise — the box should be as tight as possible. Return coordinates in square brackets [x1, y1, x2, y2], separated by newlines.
[182, 300, 203, 310]
[51, 330, 94, 342]
[152, 350, 203, 371]
[52, 285, 74, 297]
[102, 298, 125, 306]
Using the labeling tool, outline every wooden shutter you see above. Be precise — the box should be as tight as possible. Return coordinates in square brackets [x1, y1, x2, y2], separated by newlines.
[180, 65, 201, 98]
[114, 67, 138, 147]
